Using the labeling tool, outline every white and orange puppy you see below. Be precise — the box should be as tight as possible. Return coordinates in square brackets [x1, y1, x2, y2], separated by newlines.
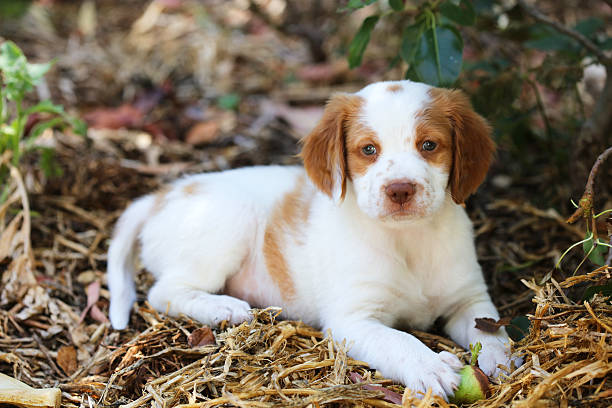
[108, 80, 519, 397]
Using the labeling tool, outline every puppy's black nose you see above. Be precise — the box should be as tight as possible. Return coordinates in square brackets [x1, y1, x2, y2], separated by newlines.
[385, 182, 416, 204]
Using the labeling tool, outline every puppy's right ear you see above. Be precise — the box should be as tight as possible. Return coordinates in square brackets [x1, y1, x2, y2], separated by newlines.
[300, 94, 361, 203]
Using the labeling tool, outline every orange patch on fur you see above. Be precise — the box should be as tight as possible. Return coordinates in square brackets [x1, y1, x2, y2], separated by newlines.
[425, 88, 494, 204]
[182, 182, 198, 195]
[415, 101, 454, 172]
[263, 176, 313, 300]
[345, 121, 381, 178]
[386, 84, 403, 92]
[300, 94, 364, 200]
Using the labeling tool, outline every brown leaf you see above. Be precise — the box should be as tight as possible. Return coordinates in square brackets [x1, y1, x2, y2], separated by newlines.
[474, 317, 512, 333]
[185, 121, 220, 145]
[188, 326, 216, 347]
[57, 345, 77, 375]
[84, 104, 143, 130]
[348, 372, 402, 404]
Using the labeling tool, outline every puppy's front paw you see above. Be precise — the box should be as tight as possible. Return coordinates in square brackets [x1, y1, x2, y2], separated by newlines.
[403, 351, 463, 399]
[477, 337, 522, 378]
[211, 295, 252, 326]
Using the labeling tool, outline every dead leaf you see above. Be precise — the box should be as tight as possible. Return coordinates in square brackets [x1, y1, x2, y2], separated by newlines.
[84, 104, 144, 130]
[79, 281, 108, 323]
[474, 317, 512, 333]
[89, 304, 109, 324]
[188, 326, 216, 347]
[185, 121, 220, 145]
[57, 345, 77, 375]
[348, 372, 402, 404]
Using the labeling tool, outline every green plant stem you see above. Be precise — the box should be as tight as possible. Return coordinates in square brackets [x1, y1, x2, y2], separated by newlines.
[556, 233, 592, 269]
[427, 10, 443, 84]
[13, 99, 24, 165]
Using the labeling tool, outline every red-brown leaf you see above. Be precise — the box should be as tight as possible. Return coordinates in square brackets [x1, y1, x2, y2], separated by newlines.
[348, 371, 403, 404]
[474, 317, 512, 333]
[84, 104, 143, 130]
[57, 345, 77, 375]
[188, 327, 216, 347]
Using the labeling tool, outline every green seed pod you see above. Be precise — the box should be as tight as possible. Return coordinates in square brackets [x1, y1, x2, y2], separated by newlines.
[449, 365, 491, 404]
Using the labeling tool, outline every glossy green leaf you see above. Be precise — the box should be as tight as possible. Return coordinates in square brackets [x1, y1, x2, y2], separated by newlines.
[583, 234, 608, 266]
[389, 0, 403, 12]
[348, 15, 380, 69]
[399, 24, 423, 64]
[506, 315, 531, 342]
[411, 25, 463, 87]
[439, 0, 475, 26]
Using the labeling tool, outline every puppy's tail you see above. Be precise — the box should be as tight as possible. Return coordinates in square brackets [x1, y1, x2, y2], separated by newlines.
[108, 195, 154, 330]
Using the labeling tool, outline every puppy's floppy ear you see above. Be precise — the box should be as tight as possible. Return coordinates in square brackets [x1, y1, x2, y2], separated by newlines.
[300, 94, 360, 203]
[430, 89, 495, 204]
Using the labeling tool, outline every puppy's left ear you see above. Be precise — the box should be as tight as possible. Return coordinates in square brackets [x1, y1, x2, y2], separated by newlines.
[300, 94, 360, 203]
[431, 89, 495, 204]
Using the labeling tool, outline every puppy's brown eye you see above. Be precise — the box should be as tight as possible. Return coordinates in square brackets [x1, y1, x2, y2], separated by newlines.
[422, 141, 437, 151]
[362, 144, 377, 156]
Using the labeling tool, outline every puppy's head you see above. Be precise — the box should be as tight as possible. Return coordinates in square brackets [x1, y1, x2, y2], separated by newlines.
[301, 81, 494, 223]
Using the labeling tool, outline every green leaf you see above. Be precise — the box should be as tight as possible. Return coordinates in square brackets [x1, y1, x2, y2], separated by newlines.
[574, 17, 604, 37]
[469, 342, 481, 366]
[583, 234, 608, 266]
[348, 15, 380, 69]
[24, 117, 64, 149]
[341, 0, 378, 11]
[582, 283, 612, 303]
[439, 0, 475, 26]
[600, 36, 612, 50]
[411, 25, 463, 86]
[399, 24, 423, 64]
[39, 147, 63, 178]
[25, 99, 65, 116]
[217, 93, 240, 111]
[525, 18, 604, 54]
[389, 0, 403, 12]
[506, 315, 531, 341]
[525, 26, 574, 52]
[69, 118, 88, 137]
[26, 61, 53, 83]
[0, 0, 31, 19]
[0, 41, 24, 68]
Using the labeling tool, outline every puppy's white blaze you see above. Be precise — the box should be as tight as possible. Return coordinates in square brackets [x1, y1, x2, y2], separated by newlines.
[357, 80, 431, 143]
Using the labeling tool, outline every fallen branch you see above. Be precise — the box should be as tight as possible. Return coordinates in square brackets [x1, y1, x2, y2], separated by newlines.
[567, 146, 612, 224]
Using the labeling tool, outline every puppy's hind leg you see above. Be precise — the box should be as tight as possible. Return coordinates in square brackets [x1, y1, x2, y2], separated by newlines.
[148, 278, 252, 326]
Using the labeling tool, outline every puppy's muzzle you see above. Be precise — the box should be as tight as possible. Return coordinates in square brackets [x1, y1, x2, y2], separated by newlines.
[385, 182, 417, 205]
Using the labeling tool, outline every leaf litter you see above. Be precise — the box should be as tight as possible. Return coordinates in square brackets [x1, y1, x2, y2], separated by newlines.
[1, 1, 611, 407]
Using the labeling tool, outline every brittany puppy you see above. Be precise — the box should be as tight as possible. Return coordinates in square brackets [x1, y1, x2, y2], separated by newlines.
[108, 80, 520, 398]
